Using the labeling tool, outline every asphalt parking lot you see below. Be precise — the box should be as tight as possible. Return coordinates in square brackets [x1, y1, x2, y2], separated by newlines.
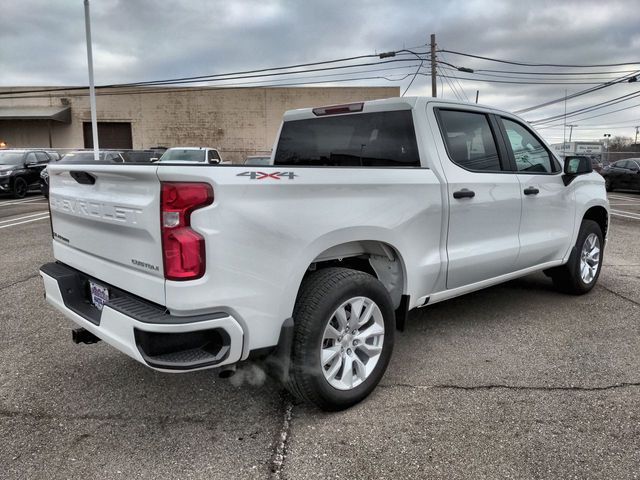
[1, 191, 639, 480]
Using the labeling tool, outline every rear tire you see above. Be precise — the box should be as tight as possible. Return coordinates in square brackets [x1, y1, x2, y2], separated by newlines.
[604, 177, 613, 192]
[286, 267, 395, 411]
[549, 219, 603, 295]
[12, 177, 28, 199]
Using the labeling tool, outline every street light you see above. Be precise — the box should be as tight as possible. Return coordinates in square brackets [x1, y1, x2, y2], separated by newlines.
[603, 133, 611, 164]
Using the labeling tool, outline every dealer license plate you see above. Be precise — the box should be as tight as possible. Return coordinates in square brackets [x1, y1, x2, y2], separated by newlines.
[89, 281, 109, 311]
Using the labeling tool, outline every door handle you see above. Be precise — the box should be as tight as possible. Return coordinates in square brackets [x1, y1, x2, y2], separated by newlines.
[453, 188, 475, 199]
[523, 187, 539, 195]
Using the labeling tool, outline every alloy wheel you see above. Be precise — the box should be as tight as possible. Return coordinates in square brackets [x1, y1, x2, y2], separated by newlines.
[320, 296, 385, 391]
[580, 233, 600, 284]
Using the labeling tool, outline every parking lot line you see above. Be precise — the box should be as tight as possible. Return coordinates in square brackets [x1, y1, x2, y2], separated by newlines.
[0, 197, 44, 207]
[610, 208, 640, 217]
[0, 212, 51, 224]
[608, 194, 640, 203]
[0, 214, 49, 229]
[611, 212, 640, 221]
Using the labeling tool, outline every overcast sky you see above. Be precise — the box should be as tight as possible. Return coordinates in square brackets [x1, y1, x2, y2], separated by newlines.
[2, 0, 640, 143]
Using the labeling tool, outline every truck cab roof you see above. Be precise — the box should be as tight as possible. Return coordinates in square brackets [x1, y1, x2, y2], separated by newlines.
[282, 97, 516, 122]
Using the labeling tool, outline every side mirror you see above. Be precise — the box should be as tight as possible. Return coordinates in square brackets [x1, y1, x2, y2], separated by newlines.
[150, 157, 159, 162]
[562, 157, 592, 186]
[209, 158, 220, 165]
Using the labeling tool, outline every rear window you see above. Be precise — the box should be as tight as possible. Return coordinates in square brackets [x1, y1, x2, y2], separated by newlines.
[274, 110, 420, 167]
[159, 149, 206, 163]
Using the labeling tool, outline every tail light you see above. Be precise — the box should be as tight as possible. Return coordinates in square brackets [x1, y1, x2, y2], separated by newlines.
[161, 182, 213, 281]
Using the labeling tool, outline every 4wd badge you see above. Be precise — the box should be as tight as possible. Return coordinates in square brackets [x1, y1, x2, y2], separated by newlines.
[237, 171, 297, 180]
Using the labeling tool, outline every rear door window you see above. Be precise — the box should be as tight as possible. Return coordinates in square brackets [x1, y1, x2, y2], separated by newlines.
[25, 152, 37, 165]
[437, 110, 503, 172]
[274, 110, 420, 167]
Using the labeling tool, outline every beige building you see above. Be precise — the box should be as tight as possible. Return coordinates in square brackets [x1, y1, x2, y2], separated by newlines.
[0, 86, 399, 162]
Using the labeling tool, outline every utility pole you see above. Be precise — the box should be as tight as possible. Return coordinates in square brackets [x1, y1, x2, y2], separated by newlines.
[604, 133, 611, 164]
[84, 0, 99, 161]
[475, 90, 479, 104]
[635, 126, 639, 145]
[568, 124, 577, 142]
[430, 33, 437, 98]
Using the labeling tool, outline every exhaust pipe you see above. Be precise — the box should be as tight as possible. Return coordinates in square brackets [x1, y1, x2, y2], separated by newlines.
[72, 328, 101, 345]
[218, 365, 237, 379]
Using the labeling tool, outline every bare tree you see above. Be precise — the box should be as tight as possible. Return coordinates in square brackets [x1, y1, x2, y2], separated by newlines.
[608, 136, 632, 151]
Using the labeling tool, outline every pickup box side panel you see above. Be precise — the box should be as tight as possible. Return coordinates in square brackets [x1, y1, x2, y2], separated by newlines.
[157, 166, 444, 354]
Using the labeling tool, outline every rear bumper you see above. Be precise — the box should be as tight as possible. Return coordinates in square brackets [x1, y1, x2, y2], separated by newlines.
[40, 262, 244, 371]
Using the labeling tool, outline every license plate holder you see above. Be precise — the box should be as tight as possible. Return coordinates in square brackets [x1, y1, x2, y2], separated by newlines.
[89, 280, 110, 311]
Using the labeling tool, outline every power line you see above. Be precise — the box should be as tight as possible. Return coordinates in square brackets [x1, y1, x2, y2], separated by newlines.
[514, 70, 640, 114]
[540, 117, 640, 128]
[438, 66, 638, 82]
[419, 72, 617, 86]
[439, 52, 470, 102]
[439, 66, 466, 101]
[0, 59, 421, 100]
[474, 68, 640, 76]
[401, 50, 426, 96]
[0, 72, 416, 101]
[438, 49, 640, 68]
[530, 89, 640, 125]
[0, 50, 428, 98]
[532, 102, 640, 128]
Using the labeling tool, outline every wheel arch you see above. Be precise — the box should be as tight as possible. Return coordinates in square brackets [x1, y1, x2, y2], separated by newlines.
[284, 234, 408, 318]
[309, 240, 407, 309]
[583, 205, 609, 239]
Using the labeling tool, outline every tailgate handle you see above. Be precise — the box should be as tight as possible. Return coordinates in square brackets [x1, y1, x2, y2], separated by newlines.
[70, 171, 96, 185]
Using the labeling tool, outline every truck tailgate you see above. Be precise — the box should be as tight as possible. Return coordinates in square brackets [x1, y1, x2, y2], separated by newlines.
[47, 164, 165, 305]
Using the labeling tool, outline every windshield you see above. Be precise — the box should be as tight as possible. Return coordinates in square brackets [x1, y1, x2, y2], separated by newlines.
[159, 149, 206, 162]
[0, 152, 25, 165]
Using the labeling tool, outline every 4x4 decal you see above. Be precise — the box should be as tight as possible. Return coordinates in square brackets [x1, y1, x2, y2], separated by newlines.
[237, 171, 297, 180]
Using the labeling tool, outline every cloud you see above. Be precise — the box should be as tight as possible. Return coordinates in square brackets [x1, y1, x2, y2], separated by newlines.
[1, 0, 640, 141]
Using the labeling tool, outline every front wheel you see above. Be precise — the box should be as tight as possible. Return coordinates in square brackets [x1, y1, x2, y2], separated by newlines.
[286, 267, 395, 411]
[549, 219, 603, 295]
[13, 177, 28, 199]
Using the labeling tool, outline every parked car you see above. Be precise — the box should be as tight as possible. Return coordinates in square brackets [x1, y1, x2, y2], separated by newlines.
[39, 152, 64, 198]
[0, 149, 53, 198]
[40, 98, 608, 411]
[121, 150, 161, 163]
[158, 147, 223, 164]
[244, 155, 271, 165]
[41, 150, 126, 198]
[601, 158, 640, 191]
[563, 156, 603, 174]
[59, 150, 126, 163]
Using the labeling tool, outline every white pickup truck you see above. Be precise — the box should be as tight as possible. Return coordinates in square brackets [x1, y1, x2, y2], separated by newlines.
[40, 97, 609, 410]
